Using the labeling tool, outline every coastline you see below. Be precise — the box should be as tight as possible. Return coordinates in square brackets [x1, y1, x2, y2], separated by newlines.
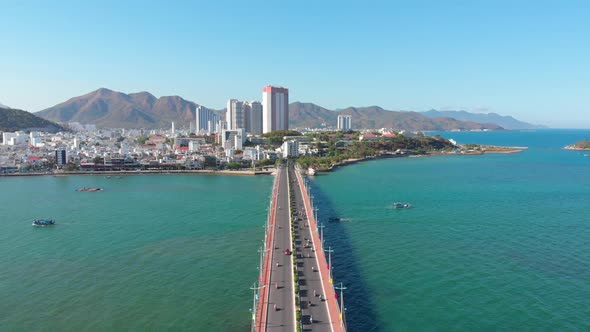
[310, 145, 527, 174]
[0, 169, 274, 177]
[564, 145, 590, 151]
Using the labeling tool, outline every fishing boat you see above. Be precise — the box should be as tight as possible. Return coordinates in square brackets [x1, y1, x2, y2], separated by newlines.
[393, 202, 412, 209]
[32, 219, 56, 227]
[76, 187, 103, 192]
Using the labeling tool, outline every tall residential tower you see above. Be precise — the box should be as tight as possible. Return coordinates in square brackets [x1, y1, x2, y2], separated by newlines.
[226, 99, 245, 130]
[337, 115, 352, 131]
[262, 85, 289, 133]
[196, 106, 220, 134]
[245, 101, 263, 135]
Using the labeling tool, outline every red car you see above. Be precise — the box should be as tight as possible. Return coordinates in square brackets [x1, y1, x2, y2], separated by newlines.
[284, 249, 292, 255]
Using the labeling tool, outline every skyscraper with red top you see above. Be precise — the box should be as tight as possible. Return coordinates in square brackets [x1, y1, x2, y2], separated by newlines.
[262, 85, 289, 133]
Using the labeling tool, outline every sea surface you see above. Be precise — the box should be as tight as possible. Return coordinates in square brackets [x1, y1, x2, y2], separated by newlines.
[0, 174, 272, 331]
[311, 129, 590, 331]
[1, 130, 590, 331]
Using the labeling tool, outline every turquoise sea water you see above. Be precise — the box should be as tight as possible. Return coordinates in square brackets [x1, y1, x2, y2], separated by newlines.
[0, 174, 272, 331]
[1, 130, 590, 331]
[311, 130, 590, 331]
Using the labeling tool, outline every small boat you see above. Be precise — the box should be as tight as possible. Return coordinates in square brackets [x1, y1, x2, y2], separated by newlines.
[393, 202, 412, 209]
[32, 219, 56, 227]
[328, 217, 341, 222]
[76, 187, 103, 192]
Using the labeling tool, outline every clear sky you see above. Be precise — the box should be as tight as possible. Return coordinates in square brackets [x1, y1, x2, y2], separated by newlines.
[1, 0, 589, 128]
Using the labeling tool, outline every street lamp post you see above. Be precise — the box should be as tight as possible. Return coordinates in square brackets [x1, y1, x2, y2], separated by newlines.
[335, 282, 347, 329]
[319, 223, 325, 250]
[313, 206, 319, 224]
[325, 246, 334, 283]
[250, 281, 263, 332]
[258, 246, 263, 277]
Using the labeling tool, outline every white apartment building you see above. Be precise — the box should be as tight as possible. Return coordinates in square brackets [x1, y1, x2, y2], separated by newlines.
[2, 132, 27, 145]
[337, 115, 352, 131]
[196, 106, 220, 134]
[281, 140, 299, 158]
[226, 99, 246, 130]
[245, 101, 263, 135]
[221, 128, 246, 151]
[262, 85, 289, 133]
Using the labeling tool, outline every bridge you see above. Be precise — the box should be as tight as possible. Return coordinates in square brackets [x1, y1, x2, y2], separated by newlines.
[251, 163, 346, 332]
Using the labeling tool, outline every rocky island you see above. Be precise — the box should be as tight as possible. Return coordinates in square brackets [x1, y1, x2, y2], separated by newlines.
[564, 140, 590, 150]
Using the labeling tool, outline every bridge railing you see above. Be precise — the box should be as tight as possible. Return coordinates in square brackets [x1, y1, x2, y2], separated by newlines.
[293, 165, 346, 332]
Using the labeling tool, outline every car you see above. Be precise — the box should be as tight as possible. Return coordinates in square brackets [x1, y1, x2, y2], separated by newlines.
[284, 249, 292, 255]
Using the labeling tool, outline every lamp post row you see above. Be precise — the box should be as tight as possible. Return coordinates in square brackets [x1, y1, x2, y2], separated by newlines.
[307, 175, 347, 330]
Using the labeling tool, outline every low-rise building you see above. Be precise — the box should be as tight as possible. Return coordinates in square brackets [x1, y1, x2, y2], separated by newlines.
[281, 140, 299, 158]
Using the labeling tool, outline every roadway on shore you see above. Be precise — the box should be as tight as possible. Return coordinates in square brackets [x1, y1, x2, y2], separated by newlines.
[266, 165, 295, 331]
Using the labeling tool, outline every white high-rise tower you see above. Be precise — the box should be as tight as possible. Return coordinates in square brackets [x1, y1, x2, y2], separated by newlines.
[226, 99, 245, 130]
[337, 115, 352, 131]
[262, 85, 289, 134]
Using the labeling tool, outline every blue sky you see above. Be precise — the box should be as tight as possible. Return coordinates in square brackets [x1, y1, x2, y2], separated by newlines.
[1, 0, 589, 127]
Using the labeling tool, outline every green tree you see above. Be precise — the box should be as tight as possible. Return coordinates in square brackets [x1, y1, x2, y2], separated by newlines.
[227, 162, 241, 170]
[136, 136, 148, 144]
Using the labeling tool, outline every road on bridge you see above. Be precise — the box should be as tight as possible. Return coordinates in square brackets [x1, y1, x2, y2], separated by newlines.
[266, 165, 296, 331]
[288, 165, 334, 331]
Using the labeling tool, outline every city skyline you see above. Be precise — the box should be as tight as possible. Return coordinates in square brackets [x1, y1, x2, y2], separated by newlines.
[1, 1, 589, 128]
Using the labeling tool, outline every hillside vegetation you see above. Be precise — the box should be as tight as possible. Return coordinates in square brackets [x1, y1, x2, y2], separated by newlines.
[0, 107, 66, 132]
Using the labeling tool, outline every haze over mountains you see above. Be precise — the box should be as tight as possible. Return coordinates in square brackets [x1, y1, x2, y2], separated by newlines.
[422, 110, 544, 130]
[288, 102, 502, 131]
[35, 88, 540, 131]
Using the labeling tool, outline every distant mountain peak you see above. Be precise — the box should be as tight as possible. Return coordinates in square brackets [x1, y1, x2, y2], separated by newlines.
[37, 88, 198, 129]
[0, 101, 9, 109]
[93, 87, 116, 95]
[289, 102, 503, 131]
[129, 91, 156, 98]
[422, 109, 545, 129]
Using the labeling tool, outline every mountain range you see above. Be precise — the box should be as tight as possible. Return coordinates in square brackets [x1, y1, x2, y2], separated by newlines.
[0, 107, 66, 133]
[0, 102, 9, 109]
[36, 88, 204, 129]
[421, 110, 544, 130]
[288, 102, 502, 131]
[33, 88, 539, 131]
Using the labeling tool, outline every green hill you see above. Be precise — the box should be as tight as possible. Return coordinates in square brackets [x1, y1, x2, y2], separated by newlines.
[0, 107, 66, 132]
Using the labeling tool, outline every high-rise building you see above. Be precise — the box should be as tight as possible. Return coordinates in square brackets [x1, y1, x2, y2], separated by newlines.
[262, 85, 289, 133]
[245, 101, 263, 135]
[209, 112, 221, 133]
[337, 115, 352, 131]
[196, 106, 213, 133]
[215, 119, 226, 135]
[196, 106, 222, 134]
[226, 99, 246, 130]
[55, 148, 67, 166]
